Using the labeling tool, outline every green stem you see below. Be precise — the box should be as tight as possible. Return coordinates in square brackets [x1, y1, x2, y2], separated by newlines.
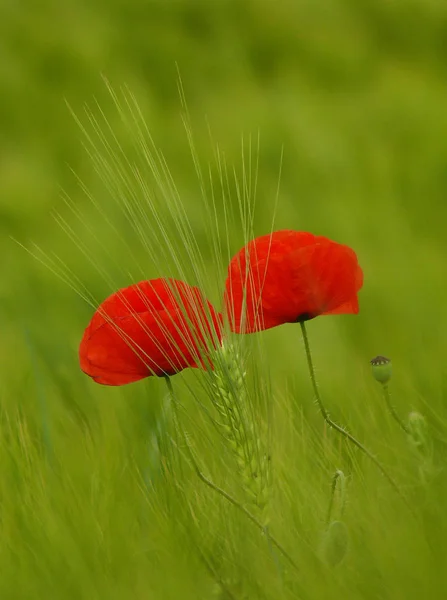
[163, 377, 299, 574]
[186, 435, 299, 573]
[299, 322, 402, 499]
[382, 384, 410, 434]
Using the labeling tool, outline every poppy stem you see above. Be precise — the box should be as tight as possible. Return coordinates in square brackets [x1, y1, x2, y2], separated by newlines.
[299, 322, 403, 499]
[163, 376, 299, 574]
[189, 442, 299, 574]
[381, 384, 410, 435]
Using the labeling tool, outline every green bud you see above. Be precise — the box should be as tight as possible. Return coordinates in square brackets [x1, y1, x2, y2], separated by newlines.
[320, 520, 349, 567]
[407, 411, 429, 449]
[370, 355, 392, 384]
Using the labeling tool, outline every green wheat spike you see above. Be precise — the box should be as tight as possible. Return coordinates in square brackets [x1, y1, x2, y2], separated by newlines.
[211, 344, 270, 525]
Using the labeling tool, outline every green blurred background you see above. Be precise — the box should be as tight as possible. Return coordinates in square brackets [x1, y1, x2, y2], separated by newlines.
[3, 0, 447, 387]
[2, 0, 447, 596]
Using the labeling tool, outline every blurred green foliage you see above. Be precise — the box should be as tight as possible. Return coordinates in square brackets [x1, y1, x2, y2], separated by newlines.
[2, 0, 447, 597]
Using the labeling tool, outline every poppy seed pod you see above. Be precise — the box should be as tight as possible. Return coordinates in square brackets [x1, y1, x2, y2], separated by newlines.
[370, 355, 392, 385]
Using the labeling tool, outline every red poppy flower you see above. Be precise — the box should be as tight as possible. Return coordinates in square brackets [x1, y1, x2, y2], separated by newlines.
[224, 230, 363, 333]
[79, 278, 223, 385]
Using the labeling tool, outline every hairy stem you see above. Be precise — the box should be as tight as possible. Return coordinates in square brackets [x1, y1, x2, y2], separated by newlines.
[299, 322, 403, 501]
[184, 427, 298, 573]
[382, 384, 410, 435]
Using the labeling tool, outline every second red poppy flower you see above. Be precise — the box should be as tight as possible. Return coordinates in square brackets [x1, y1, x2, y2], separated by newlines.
[224, 230, 363, 333]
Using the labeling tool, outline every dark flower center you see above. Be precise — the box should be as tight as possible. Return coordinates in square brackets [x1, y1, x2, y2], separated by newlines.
[370, 355, 391, 366]
[296, 312, 314, 323]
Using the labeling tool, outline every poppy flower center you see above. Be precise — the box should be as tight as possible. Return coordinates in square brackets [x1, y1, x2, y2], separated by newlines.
[295, 312, 314, 323]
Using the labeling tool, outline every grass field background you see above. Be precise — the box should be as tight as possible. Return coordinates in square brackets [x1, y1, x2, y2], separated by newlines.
[2, 1, 447, 598]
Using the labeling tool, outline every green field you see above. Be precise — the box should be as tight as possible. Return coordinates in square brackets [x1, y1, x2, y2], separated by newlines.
[2, 1, 447, 598]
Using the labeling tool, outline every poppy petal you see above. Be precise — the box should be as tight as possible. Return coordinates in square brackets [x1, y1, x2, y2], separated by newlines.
[225, 230, 363, 333]
[79, 279, 223, 385]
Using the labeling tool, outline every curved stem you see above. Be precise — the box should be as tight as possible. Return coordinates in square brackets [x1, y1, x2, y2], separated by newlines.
[164, 377, 299, 574]
[299, 322, 403, 500]
[190, 453, 298, 573]
[382, 384, 410, 434]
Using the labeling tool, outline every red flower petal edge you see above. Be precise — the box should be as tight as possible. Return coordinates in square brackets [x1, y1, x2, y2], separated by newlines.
[79, 278, 223, 385]
[224, 230, 363, 333]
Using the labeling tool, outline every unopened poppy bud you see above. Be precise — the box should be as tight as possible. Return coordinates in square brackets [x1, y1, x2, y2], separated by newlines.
[320, 520, 349, 567]
[407, 411, 429, 449]
[370, 355, 392, 385]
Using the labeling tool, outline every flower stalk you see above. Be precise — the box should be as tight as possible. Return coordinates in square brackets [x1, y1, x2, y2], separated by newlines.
[382, 384, 410, 435]
[370, 356, 410, 435]
[299, 322, 404, 501]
